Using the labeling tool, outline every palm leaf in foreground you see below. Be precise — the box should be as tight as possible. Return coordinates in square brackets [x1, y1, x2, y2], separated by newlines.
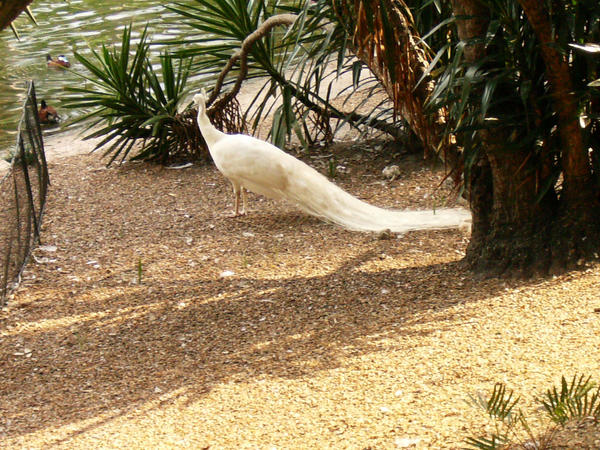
[62, 24, 199, 165]
[541, 375, 600, 425]
[465, 375, 600, 449]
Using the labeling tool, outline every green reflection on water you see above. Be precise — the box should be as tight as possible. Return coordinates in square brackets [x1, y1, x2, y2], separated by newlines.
[0, 0, 190, 156]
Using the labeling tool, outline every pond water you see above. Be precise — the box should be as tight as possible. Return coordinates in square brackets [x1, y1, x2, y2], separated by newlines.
[0, 0, 205, 157]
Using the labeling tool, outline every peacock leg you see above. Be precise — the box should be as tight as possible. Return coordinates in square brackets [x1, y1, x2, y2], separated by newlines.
[240, 187, 248, 215]
[229, 181, 246, 217]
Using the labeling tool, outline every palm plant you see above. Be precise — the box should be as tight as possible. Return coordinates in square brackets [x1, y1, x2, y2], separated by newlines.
[465, 375, 600, 449]
[0, 1, 35, 35]
[426, 1, 560, 191]
[167, 0, 399, 148]
[323, 0, 600, 273]
[541, 375, 600, 426]
[62, 25, 200, 165]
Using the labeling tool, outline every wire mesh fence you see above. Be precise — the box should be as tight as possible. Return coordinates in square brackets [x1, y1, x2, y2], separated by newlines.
[0, 81, 49, 308]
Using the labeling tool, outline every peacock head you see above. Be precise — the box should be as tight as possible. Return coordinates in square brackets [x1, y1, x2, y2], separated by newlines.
[193, 88, 208, 115]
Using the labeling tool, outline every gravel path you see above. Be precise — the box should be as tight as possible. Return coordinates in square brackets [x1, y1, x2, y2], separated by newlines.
[0, 141, 599, 448]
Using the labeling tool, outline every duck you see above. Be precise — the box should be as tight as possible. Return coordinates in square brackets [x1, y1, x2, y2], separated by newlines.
[46, 54, 70, 68]
[38, 100, 59, 124]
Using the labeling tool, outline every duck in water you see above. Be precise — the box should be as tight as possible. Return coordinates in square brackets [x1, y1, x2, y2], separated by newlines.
[46, 54, 70, 68]
[38, 100, 59, 124]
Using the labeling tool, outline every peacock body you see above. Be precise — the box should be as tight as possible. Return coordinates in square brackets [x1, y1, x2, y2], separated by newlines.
[194, 91, 470, 233]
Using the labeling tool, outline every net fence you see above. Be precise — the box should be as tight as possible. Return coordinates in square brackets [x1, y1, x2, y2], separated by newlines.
[0, 81, 50, 308]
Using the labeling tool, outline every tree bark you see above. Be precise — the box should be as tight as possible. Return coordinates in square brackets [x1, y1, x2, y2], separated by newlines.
[0, 0, 33, 31]
[449, 0, 489, 61]
[449, 0, 563, 275]
[466, 131, 557, 275]
[517, 0, 593, 210]
[333, 0, 461, 180]
[450, 0, 600, 275]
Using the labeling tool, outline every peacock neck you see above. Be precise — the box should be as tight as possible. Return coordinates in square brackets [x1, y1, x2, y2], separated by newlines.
[197, 113, 225, 148]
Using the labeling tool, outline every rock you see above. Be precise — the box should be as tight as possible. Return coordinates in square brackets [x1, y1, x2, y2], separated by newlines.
[395, 437, 420, 448]
[382, 164, 401, 181]
[376, 229, 394, 240]
[38, 245, 57, 252]
[0, 159, 10, 174]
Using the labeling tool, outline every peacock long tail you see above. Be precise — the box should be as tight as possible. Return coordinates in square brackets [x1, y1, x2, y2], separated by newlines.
[194, 90, 470, 233]
[212, 135, 470, 233]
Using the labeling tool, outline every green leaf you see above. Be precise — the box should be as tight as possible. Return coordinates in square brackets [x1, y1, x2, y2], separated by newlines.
[63, 23, 199, 165]
[415, 43, 449, 90]
[480, 78, 498, 120]
[467, 383, 520, 423]
[464, 434, 508, 450]
[541, 375, 600, 425]
[417, 16, 455, 45]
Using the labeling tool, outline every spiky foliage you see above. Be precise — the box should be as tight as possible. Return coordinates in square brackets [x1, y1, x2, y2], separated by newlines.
[465, 375, 600, 450]
[62, 25, 200, 165]
[167, 0, 399, 148]
[541, 375, 600, 425]
[465, 383, 521, 449]
[331, 1, 438, 146]
[469, 383, 521, 423]
[426, 0, 600, 202]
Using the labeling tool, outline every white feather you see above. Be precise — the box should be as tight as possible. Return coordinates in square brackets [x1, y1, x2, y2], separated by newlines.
[194, 91, 471, 232]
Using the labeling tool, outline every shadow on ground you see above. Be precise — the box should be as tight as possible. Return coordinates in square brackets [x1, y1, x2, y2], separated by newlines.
[0, 153, 531, 444]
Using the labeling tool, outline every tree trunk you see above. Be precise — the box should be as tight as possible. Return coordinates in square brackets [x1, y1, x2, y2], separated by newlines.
[452, 0, 600, 275]
[0, 1, 33, 31]
[449, 0, 544, 273]
[516, 1, 600, 272]
[465, 131, 557, 275]
[516, 0, 592, 209]
[340, 0, 600, 274]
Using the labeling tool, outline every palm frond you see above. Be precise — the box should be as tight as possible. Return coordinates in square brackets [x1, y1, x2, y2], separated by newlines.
[464, 434, 509, 450]
[541, 375, 600, 425]
[62, 24, 200, 165]
[467, 382, 520, 424]
[166, 0, 399, 146]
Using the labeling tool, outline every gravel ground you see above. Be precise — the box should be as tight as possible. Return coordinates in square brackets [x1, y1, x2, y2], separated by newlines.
[1, 141, 599, 449]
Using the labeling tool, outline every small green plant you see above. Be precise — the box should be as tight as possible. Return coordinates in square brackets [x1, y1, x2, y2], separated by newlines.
[240, 251, 251, 269]
[465, 375, 600, 450]
[541, 375, 600, 426]
[465, 383, 521, 449]
[327, 157, 337, 179]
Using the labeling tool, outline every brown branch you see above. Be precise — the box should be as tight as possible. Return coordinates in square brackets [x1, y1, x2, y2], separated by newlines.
[205, 11, 403, 139]
[207, 13, 297, 108]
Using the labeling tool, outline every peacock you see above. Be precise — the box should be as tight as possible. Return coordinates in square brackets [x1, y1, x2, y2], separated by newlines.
[193, 90, 470, 233]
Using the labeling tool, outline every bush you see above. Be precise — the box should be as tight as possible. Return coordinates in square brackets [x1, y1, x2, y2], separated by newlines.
[63, 25, 204, 165]
[465, 375, 600, 449]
